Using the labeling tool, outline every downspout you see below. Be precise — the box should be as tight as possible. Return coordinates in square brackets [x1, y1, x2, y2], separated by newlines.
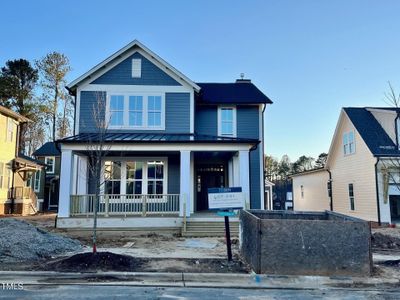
[375, 157, 381, 226]
[327, 169, 333, 211]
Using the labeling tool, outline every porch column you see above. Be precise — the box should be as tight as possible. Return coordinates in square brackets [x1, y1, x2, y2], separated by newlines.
[180, 150, 191, 217]
[58, 149, 74, 218]
[76, 155, 88, 195]
[239, 150, 250, 209]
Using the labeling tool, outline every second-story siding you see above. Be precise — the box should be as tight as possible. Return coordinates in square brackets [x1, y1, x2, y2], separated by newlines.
[195, 106, 218, 135]
[91, 52, 181, 86]
[79, 91, 190, 133]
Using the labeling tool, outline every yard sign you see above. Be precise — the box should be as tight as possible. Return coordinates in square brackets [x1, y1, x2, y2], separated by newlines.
[207, 187, 244, 210]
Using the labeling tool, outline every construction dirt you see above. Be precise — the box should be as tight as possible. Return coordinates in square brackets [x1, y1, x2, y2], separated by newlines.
[37, 251, 248, 273]
[372, 230, 400, 250]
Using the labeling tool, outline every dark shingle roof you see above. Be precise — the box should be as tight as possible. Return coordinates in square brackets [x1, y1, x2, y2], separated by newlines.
[32, 142, 61, 157]
[344, 107, 400, 156]
[58, 132, 259, 145]
[196, 80, 273, 104]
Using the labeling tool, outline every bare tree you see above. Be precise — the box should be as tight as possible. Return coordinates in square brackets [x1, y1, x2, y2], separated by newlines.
[84, 92, 111, 253]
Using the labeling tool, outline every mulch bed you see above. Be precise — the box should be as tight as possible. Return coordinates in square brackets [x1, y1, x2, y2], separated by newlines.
[37, 251, 249, 273]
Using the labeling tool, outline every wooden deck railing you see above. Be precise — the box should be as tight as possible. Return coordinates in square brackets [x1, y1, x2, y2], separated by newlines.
[70, 194, 181, 217]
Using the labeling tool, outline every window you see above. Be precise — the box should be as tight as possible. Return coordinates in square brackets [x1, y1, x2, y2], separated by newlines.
[128, 96, 143, 126]
[218, 106, 236, 137]
[104, 161, 121, 194]
[6, 118, 14, 142]
[147, 161, 164, 194]
[34, 171, 40, 192]
[348, 183, 355, 210]
[132, 58, 142, 78]
[45, 157, 55, 174]
[148, 96, 162, 127]
[108, 94, 164, 129]
[103, 159, 167, 195]
[300, 185, 304, 199]
[126, 161, 143, 194]
[343, 131, 355, 155]
[110, 95, 124, 126]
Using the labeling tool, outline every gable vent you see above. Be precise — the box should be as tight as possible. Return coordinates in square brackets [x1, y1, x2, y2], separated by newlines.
[132, 58, 142, 78]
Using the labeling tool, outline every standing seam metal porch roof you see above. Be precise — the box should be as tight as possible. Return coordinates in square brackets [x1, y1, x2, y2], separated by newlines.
[58, 132, 259, 144]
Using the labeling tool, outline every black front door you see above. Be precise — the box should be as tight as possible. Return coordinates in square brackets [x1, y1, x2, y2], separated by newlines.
[196, 164, 226, 211]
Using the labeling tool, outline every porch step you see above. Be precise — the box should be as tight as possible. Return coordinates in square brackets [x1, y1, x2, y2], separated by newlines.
[182, 220, 239, 237]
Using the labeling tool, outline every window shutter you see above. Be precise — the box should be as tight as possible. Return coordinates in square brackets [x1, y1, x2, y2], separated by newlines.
[132, 59, 142, 78]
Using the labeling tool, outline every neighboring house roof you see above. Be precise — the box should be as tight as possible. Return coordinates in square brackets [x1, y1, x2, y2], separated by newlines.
[32, 142, 61, 157]
[66, 39, 201, 93]
[58, 132, 259, 145]
[0, 105, 31, 123]
[290, 167, 327, 178]
[197, 80, 273, 104]
[344, 107, 400, 157]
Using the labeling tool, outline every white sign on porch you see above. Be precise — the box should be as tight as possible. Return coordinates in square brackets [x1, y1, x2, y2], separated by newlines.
[208, 187, 245, 210]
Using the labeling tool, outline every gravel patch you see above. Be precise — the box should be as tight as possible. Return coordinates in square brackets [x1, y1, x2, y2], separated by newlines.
[0, 218, 81, 264]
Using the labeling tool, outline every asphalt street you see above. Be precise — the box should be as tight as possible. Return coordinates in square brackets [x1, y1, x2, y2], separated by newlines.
[1, 285, 400, 300]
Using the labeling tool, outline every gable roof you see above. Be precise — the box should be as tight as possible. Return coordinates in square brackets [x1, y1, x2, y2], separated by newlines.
[196, 80, 273, 104]
[32, 142, 61, 157]
[0, 105, 31, 123]
[343, 107, 400, 157]
[66, 39, 201, 93]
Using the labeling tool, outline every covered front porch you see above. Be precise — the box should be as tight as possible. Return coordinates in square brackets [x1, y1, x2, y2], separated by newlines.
[57, 133, 256, 228]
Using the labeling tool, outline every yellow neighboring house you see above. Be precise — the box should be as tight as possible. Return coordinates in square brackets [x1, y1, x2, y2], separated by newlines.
[292, 107, 400, 225]
[0, 105, 43, 215]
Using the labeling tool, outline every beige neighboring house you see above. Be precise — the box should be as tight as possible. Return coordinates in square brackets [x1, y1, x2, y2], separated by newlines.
[292, 107, 400, 225]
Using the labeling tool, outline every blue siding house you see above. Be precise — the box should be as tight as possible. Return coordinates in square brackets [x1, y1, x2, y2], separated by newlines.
[57, 40, 272, 229]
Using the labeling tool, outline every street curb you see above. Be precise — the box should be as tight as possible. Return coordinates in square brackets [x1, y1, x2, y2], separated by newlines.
[0, 271, 399, 290]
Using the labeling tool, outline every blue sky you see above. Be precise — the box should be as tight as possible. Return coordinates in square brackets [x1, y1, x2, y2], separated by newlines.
[1, 0, 400, 161]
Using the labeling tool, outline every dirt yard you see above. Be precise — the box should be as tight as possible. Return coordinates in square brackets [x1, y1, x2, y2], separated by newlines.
[5, 213, 400, 277]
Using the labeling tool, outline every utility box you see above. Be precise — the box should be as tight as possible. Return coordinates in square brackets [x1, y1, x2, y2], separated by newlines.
[240, 210, 372, 276]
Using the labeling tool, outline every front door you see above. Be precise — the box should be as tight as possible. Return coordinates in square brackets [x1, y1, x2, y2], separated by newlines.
[196, 164, 226, 211]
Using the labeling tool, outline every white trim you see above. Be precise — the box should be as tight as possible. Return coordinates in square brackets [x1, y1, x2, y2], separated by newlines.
[190, 90, 194, 134]
[61, 143, 253, 152]
[180, 151, 191, 217]
[75, 86, 81, 134]
[81, 84, 191, 93]
[67, 40, 200, 92]
[217, 106, 237, 137]
[259, 104, 265, 210]
[45, 156, 56, 174]
[58, 150, 73, 218]
[239, 150, 250, 208]
[106, 92, 165, 130]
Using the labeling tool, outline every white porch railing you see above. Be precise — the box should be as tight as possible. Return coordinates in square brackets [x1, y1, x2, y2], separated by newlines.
[70, 194, 180, 217]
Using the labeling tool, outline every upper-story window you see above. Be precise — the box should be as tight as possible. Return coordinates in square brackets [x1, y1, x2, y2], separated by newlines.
[45, 157, 55, 174]
[132, 58, 142, 78]
[218, 106, 237, 137]
[108, 94, 165, 130]
[343, 131, 355, 155]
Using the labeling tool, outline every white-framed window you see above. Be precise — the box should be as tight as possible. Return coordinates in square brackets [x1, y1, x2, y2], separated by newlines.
[110, 95, 124, 126]
[348, 183, 355, 210]
[343, 131, 355, 155]
[0, 163, 10, 189]
[103, 158, 167, 195]
[218, 106, 237, 137]
[45, 157, 55, 174]
[128, 96, 143, 126]
[132, 58, 142, 78]
[6, 118, 14, 142]
[34, 171, 40, 192]
[107, 94, 165, 130]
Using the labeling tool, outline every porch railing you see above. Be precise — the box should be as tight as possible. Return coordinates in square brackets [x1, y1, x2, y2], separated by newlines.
[70, 194, 180, 217]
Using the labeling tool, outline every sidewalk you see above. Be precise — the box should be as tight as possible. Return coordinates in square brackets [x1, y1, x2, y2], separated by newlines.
[1, 271, 399, 290]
